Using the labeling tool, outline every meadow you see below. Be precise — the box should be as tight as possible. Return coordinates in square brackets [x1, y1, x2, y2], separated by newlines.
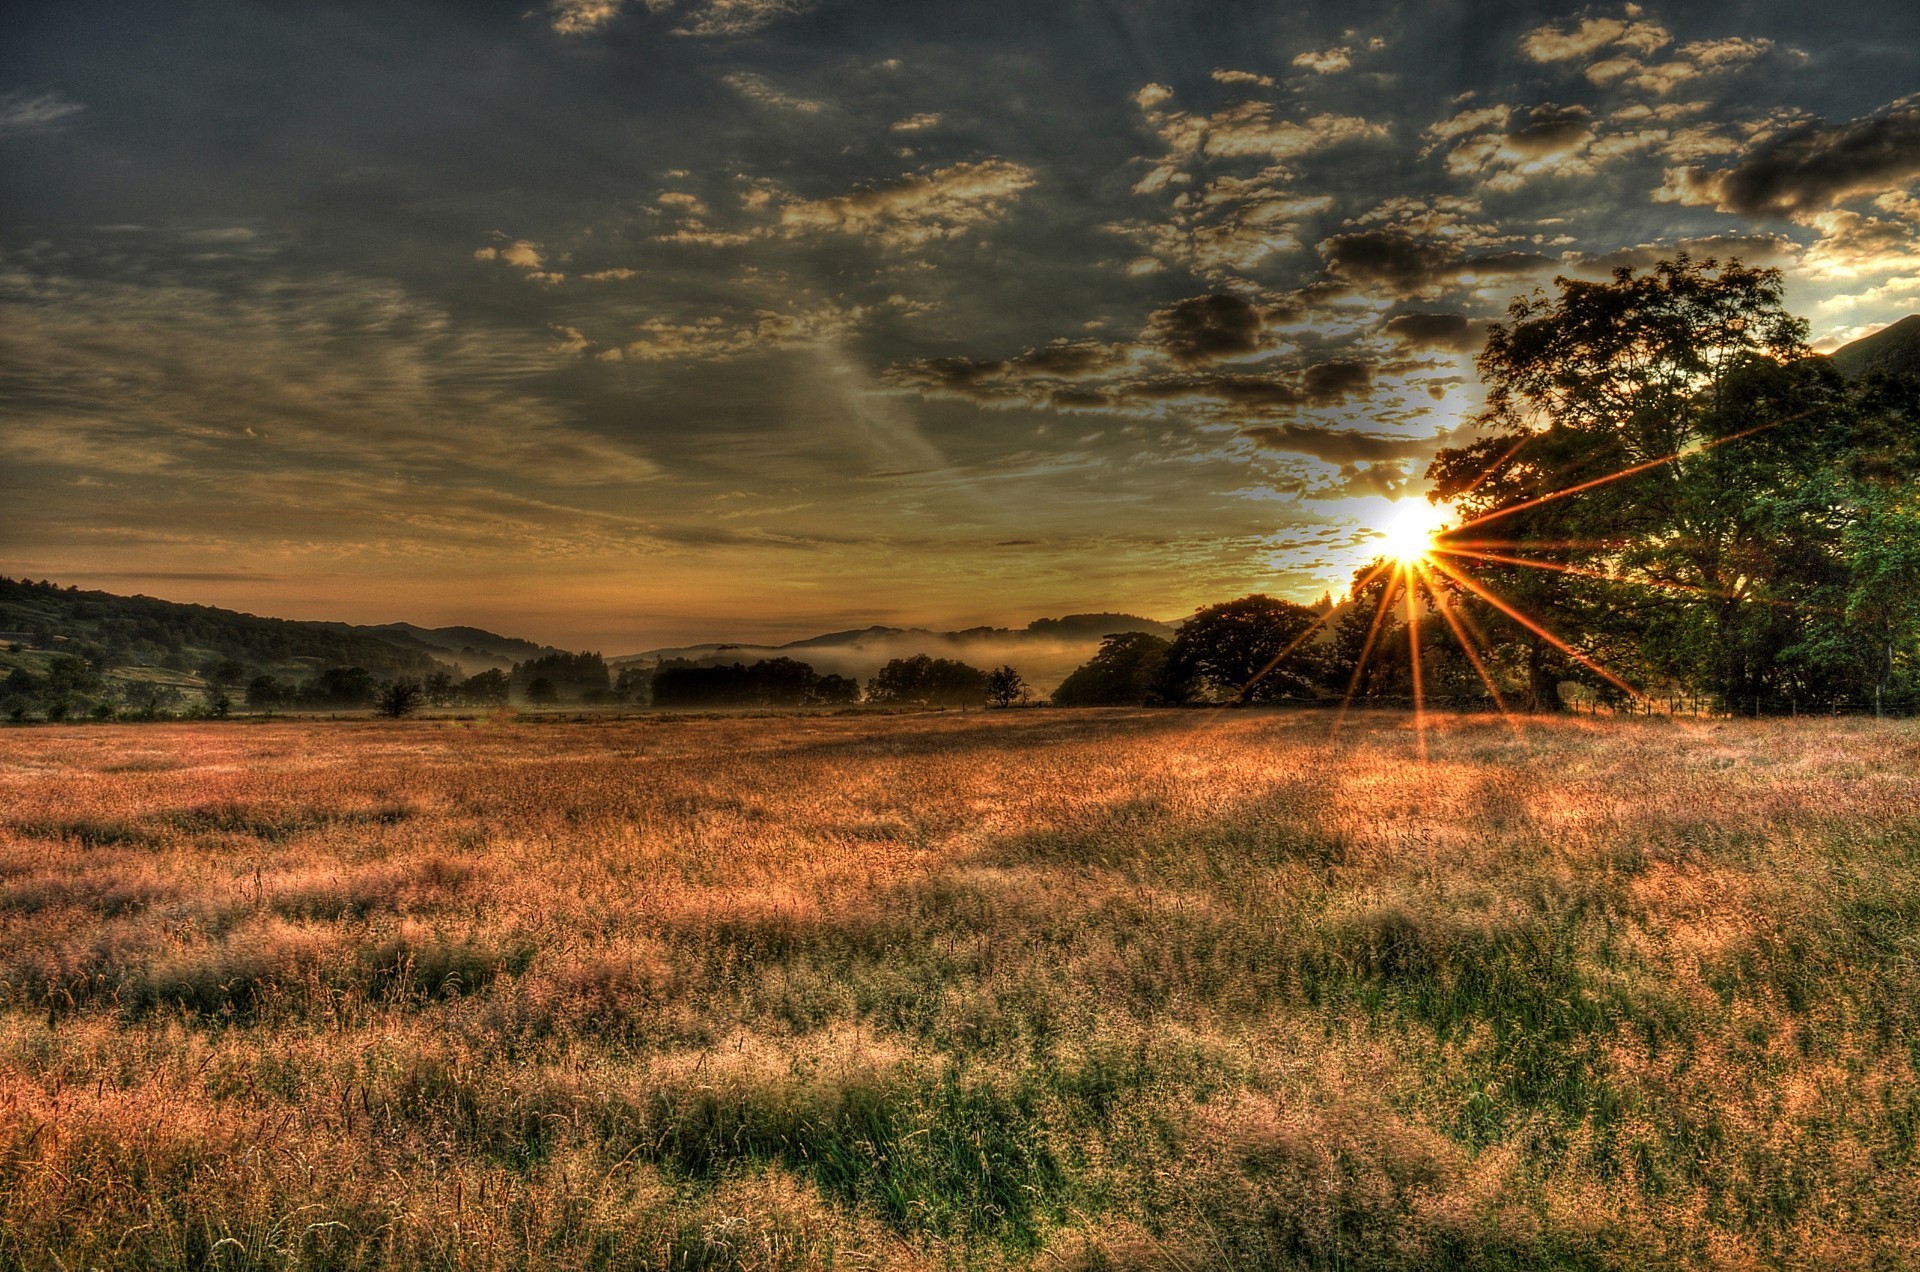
[1, 709, 1916, 1269]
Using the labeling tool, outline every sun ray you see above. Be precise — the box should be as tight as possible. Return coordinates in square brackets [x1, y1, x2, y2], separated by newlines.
[1425, 554, 1644, 703]
[1237, 558, 1391, 702]
[1406, 562, 1428, 762]
[1451, 419, 1781, 535]
[1427, 572, 1523, 736]
[1435, 546, 1836, 614]
[1334, 564, 1404, 734]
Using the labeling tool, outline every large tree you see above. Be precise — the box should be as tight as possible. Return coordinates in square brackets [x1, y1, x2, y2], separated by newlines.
[1428, 256, 1812, 709]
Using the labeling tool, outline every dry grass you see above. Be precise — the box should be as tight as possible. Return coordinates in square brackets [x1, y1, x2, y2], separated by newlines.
[1, 709, 1916, 1269]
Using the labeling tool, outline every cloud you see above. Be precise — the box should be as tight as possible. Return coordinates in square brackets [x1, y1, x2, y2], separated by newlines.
[474, 239, 564, 283]
[549, 0, 813, 37]
[1241, 424, 1432, 464]
[1292, 48, 1353, 75]
[1144, 294, 1269, 365]
[1438, 103, 1610, 188]
[1212, 70, 1276, 88]
[1521, 12, 1670, 63]
[1382, 312, 1489, 352]
[1567, 233, 1799, 274]
[1658, 97, 1920, 218]
[778, 159, 1037, 248]
[548, 0, 623, 33]
[0, 264, 657, 492]
[1796, 210, 1920, 281]
[1582, 35, 1771, 94]
[1134, 85, 1386, 163]
[1110, 174, 1331, 278]
[722, 71, 824, 114]
[662, 0, 812, 36]
[0, 90, 84, 136]
[890, 113, 942, 133]
[1317, 228, 1549, 297]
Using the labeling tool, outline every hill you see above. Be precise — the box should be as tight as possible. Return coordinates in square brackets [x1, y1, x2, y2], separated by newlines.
[1828, 314, 1920, 380]
[615, 613, 1175, 694]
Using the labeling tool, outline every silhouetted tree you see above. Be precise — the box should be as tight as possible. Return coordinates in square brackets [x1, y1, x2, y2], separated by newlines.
[985, 665, 1027, 707]
[423, 671, 456, 706]
[1052, 632, 1172, 706]
[376, 679, 425, 718]
[866, 655, 990, 706]
[1165, 595, 1324, 703]
[459, 669, 510, 705]
[525, 677, 558, 705]
[245, 675, 287, 710]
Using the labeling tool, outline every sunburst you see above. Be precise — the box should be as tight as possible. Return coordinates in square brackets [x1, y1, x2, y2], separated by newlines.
[1232, 422, 1810, 757]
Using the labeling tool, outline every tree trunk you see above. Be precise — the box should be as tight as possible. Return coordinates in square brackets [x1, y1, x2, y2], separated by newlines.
[1526, 639, 1564, 713]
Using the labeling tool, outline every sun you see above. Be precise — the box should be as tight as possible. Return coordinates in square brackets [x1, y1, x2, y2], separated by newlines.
[1375, 498, 1449, 565]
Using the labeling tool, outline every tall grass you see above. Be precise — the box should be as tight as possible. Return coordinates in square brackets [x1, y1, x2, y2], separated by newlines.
[0, 710, 1916, 1267]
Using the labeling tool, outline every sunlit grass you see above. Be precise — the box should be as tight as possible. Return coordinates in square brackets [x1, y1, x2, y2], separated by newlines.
[1, 711, 1917, 1267]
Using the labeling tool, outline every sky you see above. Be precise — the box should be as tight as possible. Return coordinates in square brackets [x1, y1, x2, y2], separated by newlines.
[4, 0, 1920, 652]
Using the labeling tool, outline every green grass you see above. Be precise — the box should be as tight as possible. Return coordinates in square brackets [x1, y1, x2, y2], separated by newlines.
[0, 711, 1916, 1268]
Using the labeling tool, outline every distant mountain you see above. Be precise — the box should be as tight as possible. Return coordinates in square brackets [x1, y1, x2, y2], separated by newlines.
[614, 613, 1175, 694]
[355, 622, 556, 674]
[1829, 315, 1920, 380]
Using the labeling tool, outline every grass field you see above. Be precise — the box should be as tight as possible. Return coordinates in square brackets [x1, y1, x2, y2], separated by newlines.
[2, 710, 1917, 1269]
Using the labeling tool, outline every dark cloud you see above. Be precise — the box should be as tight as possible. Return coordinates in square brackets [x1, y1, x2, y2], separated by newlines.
[1240, 425, 1431, 464]
[1301, 360, 1372, 401]
[1665, 97, 1920, 217]
[1503, 104, 1594, 157]
[1383, 312, 1489, 352]
[1144, 294, 1267, 365]
[1569, 234, 1799, 273]
[1318, 230, 1550, 296]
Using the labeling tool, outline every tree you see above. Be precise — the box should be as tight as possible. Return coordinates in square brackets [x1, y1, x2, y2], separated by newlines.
[1428, 255, 1814, 709]
[246, 675, 287, 709]
[510, 652, 609, 703]
[524, 677, 558, 705]
[1164, 595, 1324, 703]
[810, 673, 860, 705]
[985, 665, 1027, 707]
[865, 655, 990, 707]
[1052, 632, 1172, 706]
[423, 671, 456, 706]
[460, 669, 510, 705]
[376, 679, 425, 718]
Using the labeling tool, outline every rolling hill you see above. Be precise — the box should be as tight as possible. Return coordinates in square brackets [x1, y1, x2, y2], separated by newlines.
[1829, 314, 1920, 380]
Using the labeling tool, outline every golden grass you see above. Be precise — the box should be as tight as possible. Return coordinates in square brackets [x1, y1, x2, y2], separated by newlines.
[1, 710, 1917, 1268]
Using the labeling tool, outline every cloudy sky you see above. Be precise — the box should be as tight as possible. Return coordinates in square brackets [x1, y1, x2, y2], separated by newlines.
[4, 1, 1919, 650]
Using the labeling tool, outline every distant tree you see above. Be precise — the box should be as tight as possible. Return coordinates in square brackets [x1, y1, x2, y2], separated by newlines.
[297, 666, 378, 709]
[1165, 595, 1325, 703]
[985, 665, 1028, 708]
[46, 655, 100, 696]
[199, 657, 248, 687]
[525, 677, 558, 705]
[612, 664, 652, 705]
[423, 671, 456, 706]
[510, 652, 609, 703]
[649, 657, 827, 708]
[810, 673, 860, 705]
[866, 655, 990, 707]
[245, 675, 286, 709]
[207, 687, 232, 719]
[459, 669, 510, 705]
[376, 679, 425, 718]
[1052, 632, 1172, 706]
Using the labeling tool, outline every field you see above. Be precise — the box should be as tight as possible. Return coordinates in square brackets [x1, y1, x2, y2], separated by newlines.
[2, 710, 1917, 1269]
